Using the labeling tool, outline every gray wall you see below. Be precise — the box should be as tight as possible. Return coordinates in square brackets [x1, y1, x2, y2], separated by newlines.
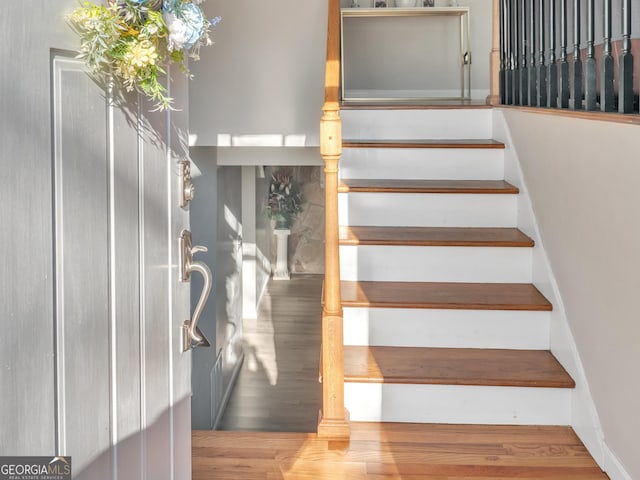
[190, 148, 244, 429]
[503, 110, 640, 480]
[214, 165, 244, 416]
[190, 0, 328, 147]
[190, 147, 219, 429]
[241, 166, 272, 320]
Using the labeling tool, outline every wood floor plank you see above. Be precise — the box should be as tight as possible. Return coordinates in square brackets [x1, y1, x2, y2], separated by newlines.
[338, 179, 518, 194]
[339, 226, 534, 247]
[342, 139, 506, 148]
[340, 281, 553, 311]
[347, 423, 582, 444]
[217, 275, 323, 433]
[343, 346, 575, 388]
[192, 423, 609, 480]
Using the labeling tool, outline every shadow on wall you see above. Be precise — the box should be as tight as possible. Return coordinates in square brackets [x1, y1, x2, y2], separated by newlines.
[265, 166, 325, 274]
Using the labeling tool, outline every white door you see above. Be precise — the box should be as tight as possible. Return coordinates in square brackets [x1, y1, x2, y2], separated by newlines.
[0, 2, 196, 479]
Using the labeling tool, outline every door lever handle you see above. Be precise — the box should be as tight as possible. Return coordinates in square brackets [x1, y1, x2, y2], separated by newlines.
[179, 230, 212, 352]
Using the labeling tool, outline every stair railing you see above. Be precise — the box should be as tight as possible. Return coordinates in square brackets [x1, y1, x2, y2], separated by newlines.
[488, 0, 638, 115]
[317, 0, 350, 439]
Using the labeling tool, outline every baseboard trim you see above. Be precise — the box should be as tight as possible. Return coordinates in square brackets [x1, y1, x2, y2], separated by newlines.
[212, 351, 245, 430]
[603, 442, 633, 480]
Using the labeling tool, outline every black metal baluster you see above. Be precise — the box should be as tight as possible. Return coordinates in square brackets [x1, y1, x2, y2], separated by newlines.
[538, 0, 548, 106]
[572, 0, 583, 109]
[514, 0, 521, 104]
[503, 0, 512, 105]
[509, 0, 516, 104]
[619, 0, 634, 113]
[521, 0, 529, 105]
[584, 0, 597, 110]
[500, 0, 506, 104]
[601, 0, 615, 111]
[560, 0, 570, 108]
[549, 0, 558, 107]
[529, 0, 538, 105]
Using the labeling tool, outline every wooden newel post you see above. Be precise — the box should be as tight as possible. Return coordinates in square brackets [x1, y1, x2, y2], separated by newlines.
[317, 101, 350, 439]
[487, 0, 501, 105]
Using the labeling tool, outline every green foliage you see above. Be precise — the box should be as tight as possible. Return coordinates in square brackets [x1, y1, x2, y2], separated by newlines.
[67, 0, 214, 110]
[267, 171, 304, 226]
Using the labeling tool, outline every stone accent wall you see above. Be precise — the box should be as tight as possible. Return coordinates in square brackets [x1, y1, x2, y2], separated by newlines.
[266, 166, 325, 274]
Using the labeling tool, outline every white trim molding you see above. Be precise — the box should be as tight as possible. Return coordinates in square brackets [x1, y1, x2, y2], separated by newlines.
[603, 442, 634, 480]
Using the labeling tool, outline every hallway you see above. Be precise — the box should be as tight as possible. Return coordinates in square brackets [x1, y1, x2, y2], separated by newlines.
[217, 275, 323, 432]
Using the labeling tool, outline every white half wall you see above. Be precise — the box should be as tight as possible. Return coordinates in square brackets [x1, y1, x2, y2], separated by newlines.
[496, 109, 640, 480]
[340, 0, 492, 100]
[242, 166, 272, 319]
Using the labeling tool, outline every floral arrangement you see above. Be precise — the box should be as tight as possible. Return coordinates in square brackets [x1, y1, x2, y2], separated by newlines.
[67, 0, 221, 110]
[267, 171, 303, 229]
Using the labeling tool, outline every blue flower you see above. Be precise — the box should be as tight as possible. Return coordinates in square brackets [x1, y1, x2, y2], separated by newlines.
[163, 0, 206, 50]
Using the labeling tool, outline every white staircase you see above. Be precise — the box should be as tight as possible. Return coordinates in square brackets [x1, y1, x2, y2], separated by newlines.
[338, 105, 575, 425]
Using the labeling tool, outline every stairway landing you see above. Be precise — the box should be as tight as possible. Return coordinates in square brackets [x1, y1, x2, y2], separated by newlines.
[193, 423, 609, 480]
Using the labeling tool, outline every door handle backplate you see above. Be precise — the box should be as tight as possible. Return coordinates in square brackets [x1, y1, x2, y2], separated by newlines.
[178, 160, 195, 209]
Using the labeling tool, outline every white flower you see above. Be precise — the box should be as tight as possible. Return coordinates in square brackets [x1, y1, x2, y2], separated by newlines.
[163, 12, 188, 51]
[145, 23, 159, 35]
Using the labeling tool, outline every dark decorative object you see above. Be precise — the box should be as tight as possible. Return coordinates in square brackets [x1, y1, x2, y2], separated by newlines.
[375, 1, 387, 7]
[267, 170, 303, 229]
[423, 0, 434, 6]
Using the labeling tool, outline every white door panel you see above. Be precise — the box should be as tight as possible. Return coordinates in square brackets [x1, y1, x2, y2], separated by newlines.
[1, 3, 194, 478]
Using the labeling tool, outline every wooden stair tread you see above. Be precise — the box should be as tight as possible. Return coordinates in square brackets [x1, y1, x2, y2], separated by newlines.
[341, 281, 552, 311]
[339, 226, 534, 247]
[343, 139, 505, 149]
[344, 346, 576, 388]
[338, 179, 518, 194]
[340, 99, 494, 109]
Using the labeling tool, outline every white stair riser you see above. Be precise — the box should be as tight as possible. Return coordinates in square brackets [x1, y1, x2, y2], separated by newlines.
[339, 193, 518, 227]
[340, 245, 532, 283]
[345, 383, 571, 425]
[341, 109, 493, 140]
[343, 308, 551, 350]
[341, 148, 504, 181]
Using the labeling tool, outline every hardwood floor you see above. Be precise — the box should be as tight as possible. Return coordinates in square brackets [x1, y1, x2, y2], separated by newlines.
[216, 274, 323, 433]
[193, 422, 610, 479]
